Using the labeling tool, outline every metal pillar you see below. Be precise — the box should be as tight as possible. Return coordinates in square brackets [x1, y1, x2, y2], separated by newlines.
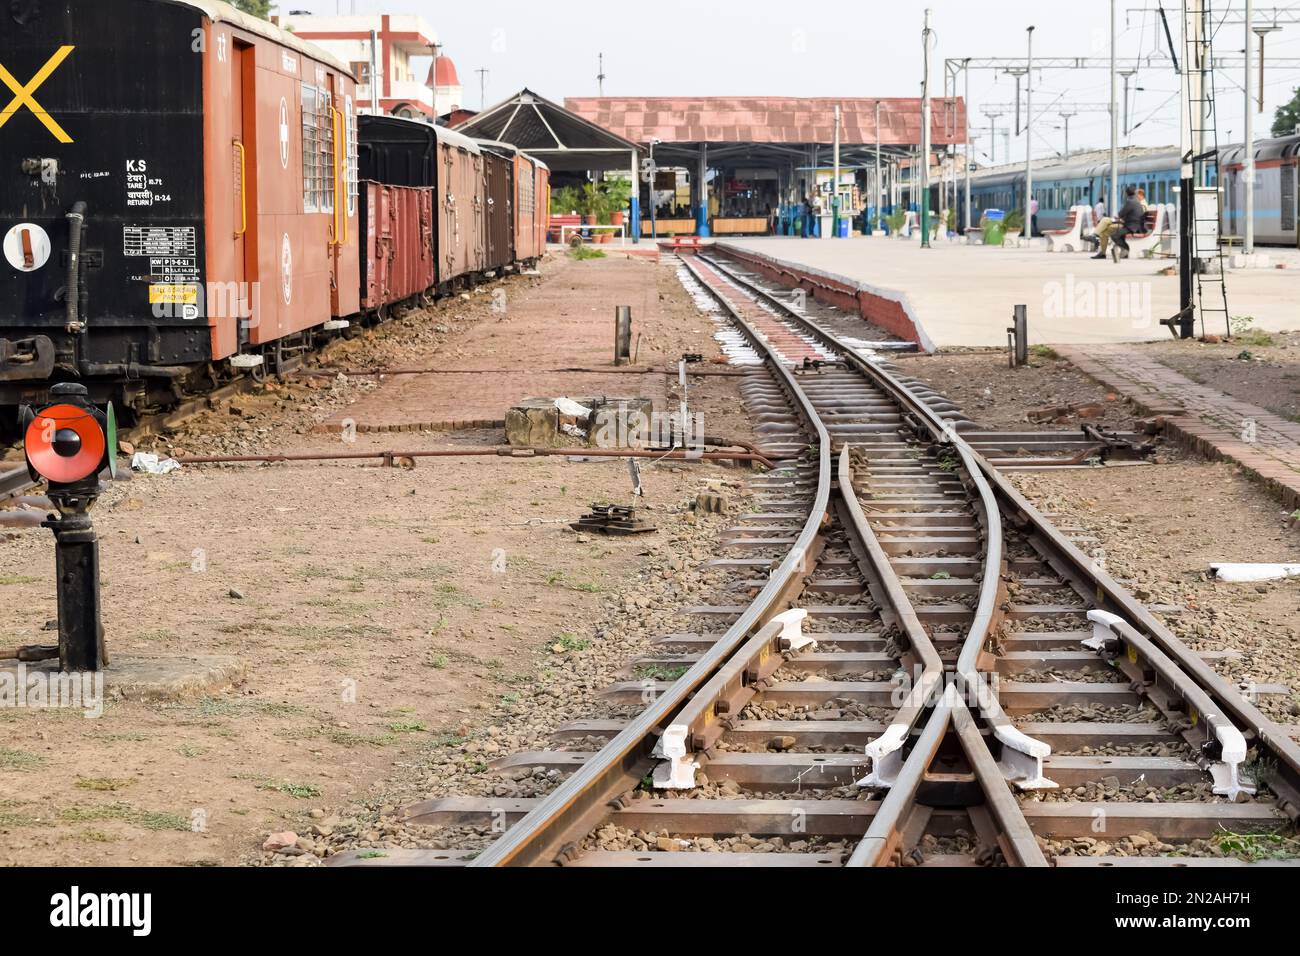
[649, 140, 659, 240]
[1245, 0, 1255, 253]
[833, 103, 842, 237]
[875, 100, 883, 231]
[964, 60, 972, 231]
[921, 8, 933, 248]
[630, 150, 641, 242]
[1060, 110, 1076, 157]
[1008, 304, 1029, 367]
[1025, 25, 1035, 240]
[1109, 0, 1119, 214]
[614, 306, 632, 364]
[370, 29, 380, 115]
[1176, 0, 1204, 338]
[1121, 70, 1137, 134]
[696, 144, 710, 237]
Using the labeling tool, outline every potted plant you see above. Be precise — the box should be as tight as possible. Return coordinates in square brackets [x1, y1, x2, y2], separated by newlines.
[885, 210, 907, 238]
[1004, 208, 1025, 239]
[604, 177, 631, 231]
[576, 183, 602, 242]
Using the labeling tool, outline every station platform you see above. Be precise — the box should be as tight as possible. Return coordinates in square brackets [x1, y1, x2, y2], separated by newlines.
[716, 236, 1299, 350]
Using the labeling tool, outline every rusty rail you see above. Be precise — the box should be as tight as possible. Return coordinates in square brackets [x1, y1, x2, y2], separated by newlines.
[701, 249, 1300, 846]
[468, 255, 834, 866]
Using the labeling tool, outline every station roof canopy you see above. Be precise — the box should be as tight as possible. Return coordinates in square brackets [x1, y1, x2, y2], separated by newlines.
[452, 89, 642, 172]
[564, 96, 967, 167]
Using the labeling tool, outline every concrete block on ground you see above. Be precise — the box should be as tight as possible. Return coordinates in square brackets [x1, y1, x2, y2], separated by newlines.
[0, 654, 245, 705]
[505, 396, 655, 448]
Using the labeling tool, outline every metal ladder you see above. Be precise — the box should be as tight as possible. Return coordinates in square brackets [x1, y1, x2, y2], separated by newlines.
[1184, 1, 1232, 338]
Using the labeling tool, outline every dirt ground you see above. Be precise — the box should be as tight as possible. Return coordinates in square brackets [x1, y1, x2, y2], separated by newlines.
[0, 248, 757, 866]
[1012, 462, 1300, 726]
[1131, 329, 1300, 425]
[895, 348, 1140, 432]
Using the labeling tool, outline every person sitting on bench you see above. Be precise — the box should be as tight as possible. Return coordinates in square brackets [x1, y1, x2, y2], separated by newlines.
[1109, 185, 1146, 262]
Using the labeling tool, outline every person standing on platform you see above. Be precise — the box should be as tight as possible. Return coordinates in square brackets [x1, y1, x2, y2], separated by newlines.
[1029, 194, 1040, 237]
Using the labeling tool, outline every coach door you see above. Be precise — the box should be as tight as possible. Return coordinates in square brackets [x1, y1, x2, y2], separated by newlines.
[231, 40, 256, 346]
[1283, 162, 1297, 248]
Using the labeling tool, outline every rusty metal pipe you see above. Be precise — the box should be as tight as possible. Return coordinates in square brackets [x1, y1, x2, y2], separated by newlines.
[175, 446, 776, 469]
[0, 644, 59, 662]
[292, 365, 746, 378]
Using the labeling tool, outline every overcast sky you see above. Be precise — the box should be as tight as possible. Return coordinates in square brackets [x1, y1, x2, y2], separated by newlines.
[286, 1, 1300, 161]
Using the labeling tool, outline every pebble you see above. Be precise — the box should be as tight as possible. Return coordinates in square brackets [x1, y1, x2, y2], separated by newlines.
[262, 831, 297, 851]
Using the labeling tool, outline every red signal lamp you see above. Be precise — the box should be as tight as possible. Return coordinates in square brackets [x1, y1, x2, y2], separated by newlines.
[19, 383, 116, 488]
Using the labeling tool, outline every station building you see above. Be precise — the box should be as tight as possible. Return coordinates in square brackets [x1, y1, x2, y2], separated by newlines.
[565, 96, 967, 238]
[275, 12, 463, 119]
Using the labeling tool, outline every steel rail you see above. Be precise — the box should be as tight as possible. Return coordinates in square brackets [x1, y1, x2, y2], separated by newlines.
[834, 447, 944, 783]
[0, 464, 34, 504]
[469, 258, 833, 866]
[990, 473, 1300, 818]
[692, 255, 1047, 865]
[695, 254, 1024, 747]
[699, 250, 1300, 832]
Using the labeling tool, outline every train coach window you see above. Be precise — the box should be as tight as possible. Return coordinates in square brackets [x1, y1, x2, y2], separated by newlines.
[345, 96, 358, 217]
[301, 84, 335, 215]
[520, 167, 535, 216]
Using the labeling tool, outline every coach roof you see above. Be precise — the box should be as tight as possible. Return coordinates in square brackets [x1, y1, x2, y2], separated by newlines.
[167, 0, 353, 77]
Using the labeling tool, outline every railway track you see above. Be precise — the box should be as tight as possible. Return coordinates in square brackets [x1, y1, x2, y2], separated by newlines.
[11, 241, 1295, 867]
[326, 250, 1300, 868]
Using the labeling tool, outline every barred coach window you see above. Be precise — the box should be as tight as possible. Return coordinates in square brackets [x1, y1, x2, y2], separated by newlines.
[301, 84, 335, 215]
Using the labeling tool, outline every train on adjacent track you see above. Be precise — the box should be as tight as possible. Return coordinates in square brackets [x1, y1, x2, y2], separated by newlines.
[0, 0, 548, 432]
[965, 135, 1300, 244]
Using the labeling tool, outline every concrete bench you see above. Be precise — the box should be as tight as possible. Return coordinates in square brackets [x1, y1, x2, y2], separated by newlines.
[1121, 205, 1173, 257]
[1045, 205, 1094, 253]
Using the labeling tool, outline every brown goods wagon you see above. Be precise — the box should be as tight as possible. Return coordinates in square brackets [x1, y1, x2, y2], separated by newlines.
[433, 126, 483, 282]
[511, 152, 544, 263]
[360, 183, 434, 312]
[534, 161, 551, 257]
[478, 143, 515, 272]
[201, 1, 359, 354]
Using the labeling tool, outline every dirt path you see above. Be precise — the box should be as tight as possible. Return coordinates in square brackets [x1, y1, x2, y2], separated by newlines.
[0, 250, 754, 865]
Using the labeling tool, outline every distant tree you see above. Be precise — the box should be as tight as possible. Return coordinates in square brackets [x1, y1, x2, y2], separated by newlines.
[1272, 87, 1300, 138]
[231, 0, 274, 19]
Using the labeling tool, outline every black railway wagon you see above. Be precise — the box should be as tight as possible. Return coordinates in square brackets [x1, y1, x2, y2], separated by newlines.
[0, 0, 211, 417]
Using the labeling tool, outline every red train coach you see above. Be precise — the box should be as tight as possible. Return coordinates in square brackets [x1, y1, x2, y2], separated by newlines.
[359, 183, 433, 315]
[357, 115, 484, 290]
[0, 0, 358, 416]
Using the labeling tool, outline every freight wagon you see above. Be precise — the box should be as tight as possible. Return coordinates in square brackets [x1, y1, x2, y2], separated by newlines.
[0, 0, 358, 417]
[0, 0, 552, 430]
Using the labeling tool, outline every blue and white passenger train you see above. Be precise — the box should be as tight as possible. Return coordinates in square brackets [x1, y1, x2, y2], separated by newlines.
[963, 133, 1300, 246]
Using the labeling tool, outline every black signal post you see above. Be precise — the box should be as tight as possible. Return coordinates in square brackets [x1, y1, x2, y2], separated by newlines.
[20, 382, 116, 672]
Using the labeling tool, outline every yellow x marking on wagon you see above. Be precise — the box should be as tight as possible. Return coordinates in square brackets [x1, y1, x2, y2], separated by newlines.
[0, 45, 76, 143]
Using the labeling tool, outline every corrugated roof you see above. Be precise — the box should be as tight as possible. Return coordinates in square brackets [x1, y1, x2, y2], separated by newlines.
[564, 97, 966, 146]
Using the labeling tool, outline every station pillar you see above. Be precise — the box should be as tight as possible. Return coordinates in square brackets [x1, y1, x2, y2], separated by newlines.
[696, 145, 710, 237]
[629, 149, 641, 242]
